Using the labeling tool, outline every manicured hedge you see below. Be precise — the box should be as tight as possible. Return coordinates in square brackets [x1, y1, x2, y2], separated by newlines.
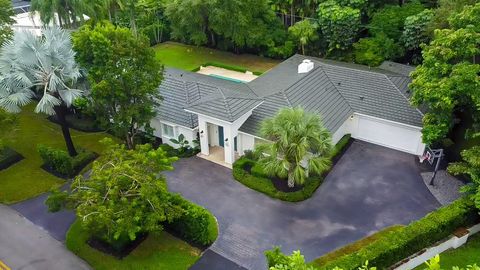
[0, 147, 23, 170]
[38, 145, 97, 178]
[232, 134, 353, 202]
[65, 115, 103, 132]
[159, 144, 199, 158]
[315, 197, 478, 270]
[193, 62, 263, 76]
[167, 194, 218, 246]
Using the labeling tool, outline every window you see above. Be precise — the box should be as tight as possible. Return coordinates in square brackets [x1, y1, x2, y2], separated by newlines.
[162, 123, 175, 138]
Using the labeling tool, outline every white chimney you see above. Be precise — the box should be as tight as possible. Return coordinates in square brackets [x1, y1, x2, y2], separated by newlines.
[298, 59, 314, 74]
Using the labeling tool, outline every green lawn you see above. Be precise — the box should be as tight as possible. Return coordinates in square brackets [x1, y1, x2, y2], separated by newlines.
[153, 41, 280, 73]
[67, 220, 201, 270]
[416, 233, 480, 269]
[0, 103, 114, 204]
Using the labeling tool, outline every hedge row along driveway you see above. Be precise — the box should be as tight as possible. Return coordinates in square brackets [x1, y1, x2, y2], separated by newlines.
[165, 140, 440, 270]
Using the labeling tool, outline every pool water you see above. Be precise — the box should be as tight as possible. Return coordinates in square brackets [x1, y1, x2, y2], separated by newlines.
[209, 74, 246, 83]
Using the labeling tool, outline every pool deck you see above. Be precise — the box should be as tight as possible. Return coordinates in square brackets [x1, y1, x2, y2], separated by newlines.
[197, 66, 258, 82]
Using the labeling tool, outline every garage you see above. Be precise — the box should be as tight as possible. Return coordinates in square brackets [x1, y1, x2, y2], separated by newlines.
[353, 114, 425, 155]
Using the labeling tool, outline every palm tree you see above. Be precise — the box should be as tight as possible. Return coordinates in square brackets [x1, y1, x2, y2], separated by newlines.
[31, 0, 93, 28]
[289, 19, 318, 55]
[0, 26, 83, 156]
[256, 107, 333, 187]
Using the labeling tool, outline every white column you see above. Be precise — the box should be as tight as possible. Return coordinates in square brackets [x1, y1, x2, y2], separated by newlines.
[223, 125, 235, 164]
[198, 117, 209, 156]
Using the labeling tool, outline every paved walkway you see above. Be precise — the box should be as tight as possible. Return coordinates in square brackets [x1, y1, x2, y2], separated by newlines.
[11, 187, 76, 242]
[0, 204, 90, 270]
[166, 141, 440, 270]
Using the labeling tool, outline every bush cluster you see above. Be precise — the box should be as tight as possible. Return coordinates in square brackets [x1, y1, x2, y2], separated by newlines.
[38, 145, 96, 177]
[317, 197, 478, 269]
[159, 144, 199, 158]
[167, 194, 218, 246]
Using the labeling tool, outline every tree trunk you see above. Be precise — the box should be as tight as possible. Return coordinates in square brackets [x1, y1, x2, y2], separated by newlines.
[287, 171, 295, 188]
[126, 133, 134, 150]
[53, 106, 78, 157]
[302, 43, 305, 55]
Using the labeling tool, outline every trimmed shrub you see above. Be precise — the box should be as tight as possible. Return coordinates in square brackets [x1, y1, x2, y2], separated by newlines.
[316, 197, 478, 269]
[167, 194, 218, 246]
[232, 134, 352, 202]
[0, 147, 23, 170]
[38, 145, 97, 177]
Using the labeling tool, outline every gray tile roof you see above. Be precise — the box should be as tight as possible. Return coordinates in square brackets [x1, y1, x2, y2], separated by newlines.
[156, 56, 423, 137]
[379, 61, 416, 77]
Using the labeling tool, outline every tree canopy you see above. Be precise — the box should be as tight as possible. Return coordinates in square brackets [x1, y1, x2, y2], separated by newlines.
[73, 22, 164, 149]
[256, 107, 332, 187]
[410, 3, 480, 145]
[0, 0, 14, 46]
[47, 138, 180, 243]
[0, 26, 83, 156]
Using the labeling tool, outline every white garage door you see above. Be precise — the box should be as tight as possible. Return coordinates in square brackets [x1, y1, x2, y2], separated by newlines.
[355, 115, 424, 155]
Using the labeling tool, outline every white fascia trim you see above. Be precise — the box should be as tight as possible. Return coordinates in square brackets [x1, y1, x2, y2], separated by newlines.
[158, 119, 198, 131]
[237, 130, 266, 141]
[184, 110, 234, 126]
[354, 113, 423, 131]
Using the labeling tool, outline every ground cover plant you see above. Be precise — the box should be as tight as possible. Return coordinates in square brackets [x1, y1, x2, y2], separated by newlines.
[0, 103, 113, 204]
[153, 42, 280, 73]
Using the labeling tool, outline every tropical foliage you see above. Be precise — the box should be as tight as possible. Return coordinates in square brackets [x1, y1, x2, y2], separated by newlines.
[0, 26, 83, 156]
[46, 138, 180, 244]
[0, 109, 16, 149]
[0, 0, 13, 46]
[448, 146, 480, 211]
[73, 22, 163, 149]
[410, 3, 480, 145]
[288, 20, 318, 55]
[256, 108, 332, 187]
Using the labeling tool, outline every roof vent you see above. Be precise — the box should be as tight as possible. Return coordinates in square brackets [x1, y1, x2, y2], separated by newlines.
[298, 59, 314, 74]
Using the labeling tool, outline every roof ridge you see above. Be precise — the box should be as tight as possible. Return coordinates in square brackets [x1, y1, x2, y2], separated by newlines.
[382, 74, 424, 117]
[316, 65, 354, 113]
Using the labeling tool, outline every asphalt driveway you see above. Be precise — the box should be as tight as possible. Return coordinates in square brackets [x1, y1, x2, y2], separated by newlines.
[165, 140, 440, 270]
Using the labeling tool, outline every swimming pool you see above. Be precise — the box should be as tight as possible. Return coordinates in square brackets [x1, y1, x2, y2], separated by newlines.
[209, 74, 246, 83]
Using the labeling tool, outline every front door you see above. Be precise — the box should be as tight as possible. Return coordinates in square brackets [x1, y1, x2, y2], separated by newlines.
[218, 126, 224, 147]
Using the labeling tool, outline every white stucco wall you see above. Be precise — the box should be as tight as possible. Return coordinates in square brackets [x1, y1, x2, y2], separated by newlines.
[150, 118, 198, 149]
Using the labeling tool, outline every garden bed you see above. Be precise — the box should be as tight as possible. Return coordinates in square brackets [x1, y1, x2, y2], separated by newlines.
[66, 220, 201, 270]
[88, 233, 148, 259]
[0, 147, 24, 171]
[40, 148, 99, 179]
[233, 134, 353, 202]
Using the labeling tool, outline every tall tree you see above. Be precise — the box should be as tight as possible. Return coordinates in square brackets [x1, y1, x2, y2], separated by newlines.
[73, 22, 163, 149]
[165, 0, 213, 46]
[210, 0, 276, 52]
[0, 27, 83, 156]
[46, 138, 181, 244]
[0, 0, 14, 46]
[369, 1, 425, 42]
[31, 0, 92, 28]
[401, 9, 435, 64]
[410, 3, 480, 145]
[288, 20, 318, 55]
[256, 108, 332, 188]
[317, 1, 361, 55]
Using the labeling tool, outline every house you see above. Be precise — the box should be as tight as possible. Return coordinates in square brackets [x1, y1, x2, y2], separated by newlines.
[151, 54, 425, 166]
